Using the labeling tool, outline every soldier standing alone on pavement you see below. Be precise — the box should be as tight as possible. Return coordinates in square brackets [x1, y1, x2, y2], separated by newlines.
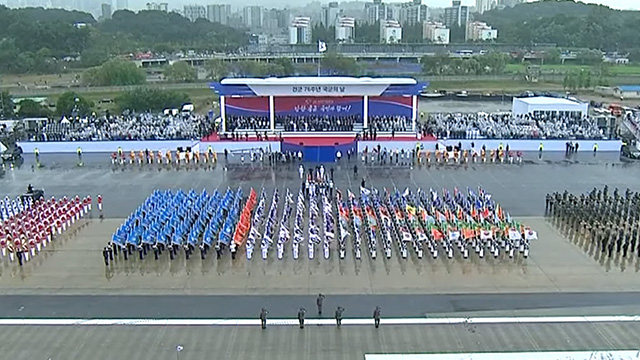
[298, 308, 306, 329]
[260, 308, 268, 329]
[316, 294, 325, 316]
[335, 306, 344, 327]
[373, 306, 381, 329]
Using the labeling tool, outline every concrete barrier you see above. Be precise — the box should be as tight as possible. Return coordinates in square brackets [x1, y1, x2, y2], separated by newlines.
[358, 139, 622, 152]
[18, 140, 281, 154]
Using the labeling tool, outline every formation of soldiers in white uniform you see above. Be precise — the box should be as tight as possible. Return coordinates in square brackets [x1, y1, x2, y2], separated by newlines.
[107, 182, 536, 264]
[1, 192, 96, 265]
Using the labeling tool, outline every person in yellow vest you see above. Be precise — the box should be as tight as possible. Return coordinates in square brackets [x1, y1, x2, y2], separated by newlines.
[538, 143, 543, 153]
[593, 143, 598, 154]
[498, 143, 503, 152]
[117, 147, 123, 158]
[34, 148, 40, 164]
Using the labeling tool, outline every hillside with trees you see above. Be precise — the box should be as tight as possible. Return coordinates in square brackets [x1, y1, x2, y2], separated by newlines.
[478, 0, 640, 51]
[0, 5, 248, 74]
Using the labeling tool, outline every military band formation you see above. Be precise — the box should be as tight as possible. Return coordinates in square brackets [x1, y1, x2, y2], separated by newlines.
[1, 194, 98, 265]
[106, 183, 537, 266]
[546, 186, 640, 261]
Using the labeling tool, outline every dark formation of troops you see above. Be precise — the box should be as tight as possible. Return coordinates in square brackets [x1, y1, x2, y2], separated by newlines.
[546, 186, 640, 260]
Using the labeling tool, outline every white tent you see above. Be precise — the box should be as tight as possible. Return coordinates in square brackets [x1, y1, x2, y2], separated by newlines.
[512, 96, 589, 117]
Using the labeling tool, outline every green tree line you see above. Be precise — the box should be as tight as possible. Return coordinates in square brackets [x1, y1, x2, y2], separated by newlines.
[0, 5, 248, 74]
[420, 52, 510, 76]
[0, 88, 191, 119]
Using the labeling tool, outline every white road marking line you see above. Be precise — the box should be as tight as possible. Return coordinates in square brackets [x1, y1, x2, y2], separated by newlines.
[0, 316, 639, 326]
[364, 351, 640, 360]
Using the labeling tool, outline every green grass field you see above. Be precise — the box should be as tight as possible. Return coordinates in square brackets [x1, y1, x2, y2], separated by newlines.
[427, 80, 564, 92]
[506, 63, 640, 76]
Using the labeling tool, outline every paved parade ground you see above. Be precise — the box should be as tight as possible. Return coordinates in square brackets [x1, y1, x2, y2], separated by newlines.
[2, 322, 640, 360]
[1, 151, 640, 358]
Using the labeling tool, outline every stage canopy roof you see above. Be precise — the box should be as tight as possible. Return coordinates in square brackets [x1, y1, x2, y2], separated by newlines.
[211, 76, 427, 97]
[512, 96, 589, 116]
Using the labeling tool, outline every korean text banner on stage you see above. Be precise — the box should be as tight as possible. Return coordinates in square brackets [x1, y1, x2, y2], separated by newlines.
[225, 97, 269, 116]
[274, 96, 363, 116]
[368, 96, 413, 118]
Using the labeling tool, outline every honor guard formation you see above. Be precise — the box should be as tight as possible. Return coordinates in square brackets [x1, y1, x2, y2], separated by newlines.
[107, 184, 536, 266]
[546, 186, 640, 263]
[1, 190, 95, 266]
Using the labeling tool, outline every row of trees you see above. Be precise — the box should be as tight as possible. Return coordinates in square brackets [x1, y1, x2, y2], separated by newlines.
[420, 52, 510, 76]
[0, 88, 191, 119]
[0, 5, 248, 74]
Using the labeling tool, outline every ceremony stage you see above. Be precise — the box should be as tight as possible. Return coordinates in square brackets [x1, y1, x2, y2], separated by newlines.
[210, 76, 427, 132]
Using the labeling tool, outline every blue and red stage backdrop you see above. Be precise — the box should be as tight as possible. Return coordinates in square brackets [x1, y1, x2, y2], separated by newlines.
[225, 97, 269, 117]
[368, 96, 413, 118]
[274, 96, 363, 116]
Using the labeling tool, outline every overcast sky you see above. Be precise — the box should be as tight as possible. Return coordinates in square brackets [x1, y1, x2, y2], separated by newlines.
[404, 0, 639, 10]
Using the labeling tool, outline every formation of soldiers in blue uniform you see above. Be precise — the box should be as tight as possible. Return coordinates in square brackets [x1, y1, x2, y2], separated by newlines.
[108, 183, 535, 264]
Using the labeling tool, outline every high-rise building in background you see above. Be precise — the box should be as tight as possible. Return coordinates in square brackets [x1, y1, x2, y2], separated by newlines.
[146, 2, 168, 11]
[399, 0, 428, 25]
[321, 1, 341, 27]
[288, 16, 312, 45]
[207, 4, 231, 25]
[466, 21, 498, 41]
[243, 6, 264, 28]
[476, 0, 491, 14]
[335, 16, 355, 43]
[444, 0, 469, 28]
[365, 0, 390, 24]
[379, 19, 402, 43]
[422, 21, 449, 44]
[498, 0, 525, 7]
[101, 2, 112, 19]
[183, 4, 206, 22]
[115, 0, 127, 11]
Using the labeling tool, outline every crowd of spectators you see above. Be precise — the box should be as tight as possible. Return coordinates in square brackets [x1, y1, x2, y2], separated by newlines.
[278, 115, 358, 132]
[225, 115, 270, 132]
[368, 115, 412, 132]
[426, 112, 607, 140]
[24, 113, 213, 142]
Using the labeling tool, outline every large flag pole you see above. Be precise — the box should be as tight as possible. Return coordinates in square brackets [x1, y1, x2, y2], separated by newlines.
[318, 40, 327, 77]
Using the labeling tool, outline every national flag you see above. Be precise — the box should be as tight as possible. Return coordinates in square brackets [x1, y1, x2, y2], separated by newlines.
[318, 40, 327, 53]
[436, 211, 446, 223]
[525, 229, 538, 240]
[463, 228, 475, 239]
[177, 345, 184, 352]
[431, 228, 444, 240]
[480, 229, 492, 240]
[508, 228, 521, 240]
